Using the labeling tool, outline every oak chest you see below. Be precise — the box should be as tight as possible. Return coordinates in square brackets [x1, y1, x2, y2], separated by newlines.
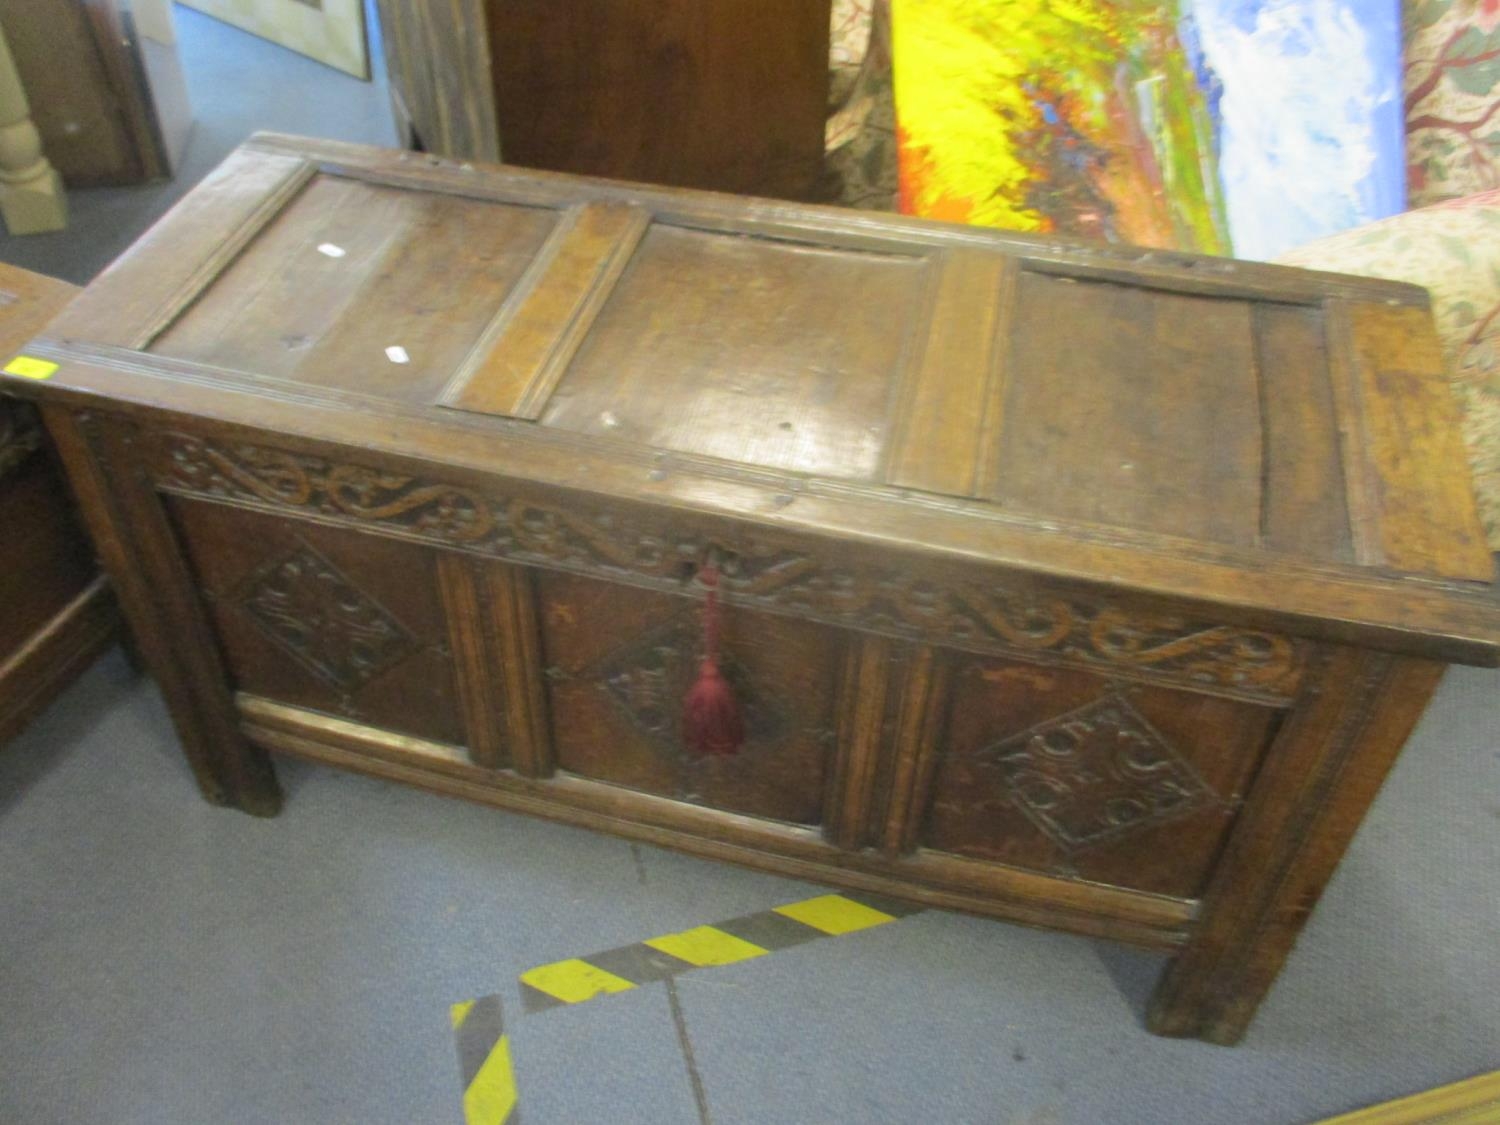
[8, 134, 1498, 1045]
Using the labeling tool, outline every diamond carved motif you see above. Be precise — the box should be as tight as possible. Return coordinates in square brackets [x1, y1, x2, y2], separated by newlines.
[234, 542, 417, 692]
[981, 696, 1214, 851]
[593, 615, 786, 758]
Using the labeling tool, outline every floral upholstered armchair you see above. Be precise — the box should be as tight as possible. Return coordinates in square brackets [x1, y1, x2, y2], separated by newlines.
[825, 0, 1500, 552]
[1279, 0, 1500, 552]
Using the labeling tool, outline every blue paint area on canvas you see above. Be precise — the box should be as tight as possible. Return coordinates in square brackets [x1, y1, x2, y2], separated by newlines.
[1357, 0, 1407, 221]
[1176, 8, 1225, 161]
[1184, 0, 1405, 259]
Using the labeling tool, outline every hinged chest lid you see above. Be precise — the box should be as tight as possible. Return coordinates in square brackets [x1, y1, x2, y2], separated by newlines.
[10, 134, 1500, 663]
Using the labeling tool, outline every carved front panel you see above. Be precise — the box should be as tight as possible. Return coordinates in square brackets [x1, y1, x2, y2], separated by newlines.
[595, 614, 790, 755]
[985, 696, 1214, 851]
[923, 656, 1281, 899]
[147, 432, 1307, 704]
[535, 570, 840, 825]
[235, 544, 418, 692]
[166, 497, 466, 746]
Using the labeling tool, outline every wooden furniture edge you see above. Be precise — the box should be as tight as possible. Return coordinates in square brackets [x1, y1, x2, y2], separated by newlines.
[0, 575, 119, 747]
[39, 405, 282, 813]
[1146, 648, 1444, 1044]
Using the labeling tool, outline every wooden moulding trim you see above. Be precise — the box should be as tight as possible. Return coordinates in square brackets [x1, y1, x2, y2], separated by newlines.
[0, 576, 119, 746]
[1325, 299, 1386, 569]
[881, 647, 951, 856]
[1016, 255, 1331, 307]
[434, 554, 511, 770]
[238, 694, 1194, 948]
[825, 635, 892, 850]
[388, 556, 555, 776]
[241, 132, 1427, 309]
[483, 563, 553, 778]
[129, 159, 319, 351]
[883, 251, 1014, 497]
[438, 201, 651, 420]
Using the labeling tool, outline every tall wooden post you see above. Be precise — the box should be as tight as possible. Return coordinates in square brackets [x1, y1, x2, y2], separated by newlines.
[0, 18, 66, 235]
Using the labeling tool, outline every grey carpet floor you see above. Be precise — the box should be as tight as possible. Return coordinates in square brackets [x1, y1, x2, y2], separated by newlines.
[1, 6, 1497, 1123]
[1, 652, 1496, 1124]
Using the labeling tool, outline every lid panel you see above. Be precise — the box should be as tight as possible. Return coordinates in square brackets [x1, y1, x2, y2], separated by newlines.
[15, 134, 1494, 661]
[1256, 303, 1354, 561]
[537, 224, 931, 480]
[150, 174, 558, 401]
[1336, 301, 1492, 580]
[988, 271, 1265, 547]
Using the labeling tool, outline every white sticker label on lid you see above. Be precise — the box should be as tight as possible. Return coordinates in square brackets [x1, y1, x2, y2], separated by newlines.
[385, 346, 410, 364]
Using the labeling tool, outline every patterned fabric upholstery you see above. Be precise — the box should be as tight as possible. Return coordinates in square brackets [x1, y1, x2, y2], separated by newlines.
[1276, 191, 1500, 549]
[1404, 0, 1500, 206]
[825, 0, 899, 210]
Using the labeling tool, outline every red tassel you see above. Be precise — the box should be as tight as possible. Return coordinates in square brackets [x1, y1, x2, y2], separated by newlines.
[683, 564, 743, 757]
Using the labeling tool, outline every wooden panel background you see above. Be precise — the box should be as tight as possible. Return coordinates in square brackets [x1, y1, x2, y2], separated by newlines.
[484, 0, 832, 199]
[375, 0, 500, 162]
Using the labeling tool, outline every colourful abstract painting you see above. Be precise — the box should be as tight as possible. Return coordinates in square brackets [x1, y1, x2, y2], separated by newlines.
[891, 0, 1405, 259]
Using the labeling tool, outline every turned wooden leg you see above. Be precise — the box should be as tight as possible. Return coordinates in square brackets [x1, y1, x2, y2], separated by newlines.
[0, 21, 66, 235]
[1147, 649, 1443, 1044]
[43, 406, 282, 815]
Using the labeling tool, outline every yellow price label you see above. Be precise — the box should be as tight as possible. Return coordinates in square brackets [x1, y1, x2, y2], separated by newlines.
[3, 355, 58, 380]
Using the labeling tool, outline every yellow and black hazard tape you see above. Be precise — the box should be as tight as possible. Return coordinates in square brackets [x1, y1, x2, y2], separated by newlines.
[517, 891, 924, 1013]
[449, 890, 923, 1120]
[451, 994, 519, 1125]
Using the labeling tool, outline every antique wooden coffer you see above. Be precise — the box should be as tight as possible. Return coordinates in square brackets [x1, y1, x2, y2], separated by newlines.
[7, 135, 1498, 1045]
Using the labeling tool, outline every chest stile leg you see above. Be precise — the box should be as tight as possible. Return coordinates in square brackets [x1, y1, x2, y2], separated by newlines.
[1146, 646, 1444, 1044]
[41, 408, 282, 814]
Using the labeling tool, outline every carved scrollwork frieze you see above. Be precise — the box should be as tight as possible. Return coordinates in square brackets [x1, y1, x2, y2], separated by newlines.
[149, 431, 1305, 702]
